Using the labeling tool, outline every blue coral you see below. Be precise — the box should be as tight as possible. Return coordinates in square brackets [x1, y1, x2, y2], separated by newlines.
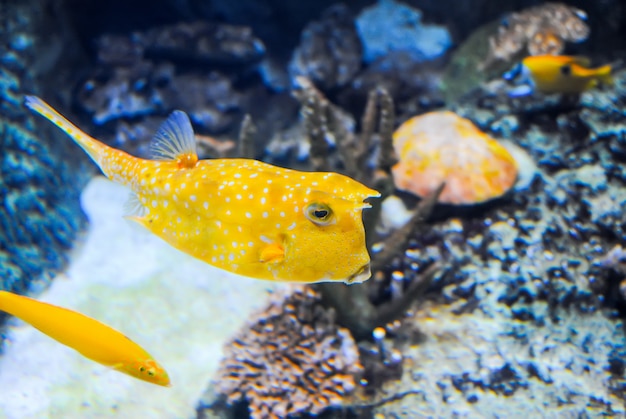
[0, 4, 87, 297]
[355, 0, 452, 64]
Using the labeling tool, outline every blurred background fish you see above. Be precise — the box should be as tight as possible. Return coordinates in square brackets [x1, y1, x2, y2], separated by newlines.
[505, 55, 613, 95]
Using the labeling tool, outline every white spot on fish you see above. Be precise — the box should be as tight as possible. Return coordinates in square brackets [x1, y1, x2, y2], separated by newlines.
[262, 211, 268, 218]
[260, 235, 272, 244]
[204, 202, 209, 210]
[152, 200, 158, 208]
[245, 212, 252, 219]
[287, 222, 296, 230]
[261, 197, 266, 205]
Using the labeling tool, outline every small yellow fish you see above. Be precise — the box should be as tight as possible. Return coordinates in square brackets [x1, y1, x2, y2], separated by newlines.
[0, 290, 170, 386]
[25, 96, 379, 283]
[520, 55, 612, 93]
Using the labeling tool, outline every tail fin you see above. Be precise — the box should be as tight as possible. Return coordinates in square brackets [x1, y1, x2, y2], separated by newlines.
[24, 95, 107, 166]
[595, 64, 613, 86]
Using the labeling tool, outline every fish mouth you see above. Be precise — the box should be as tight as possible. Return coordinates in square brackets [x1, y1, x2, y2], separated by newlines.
[345, 263, 372, 284]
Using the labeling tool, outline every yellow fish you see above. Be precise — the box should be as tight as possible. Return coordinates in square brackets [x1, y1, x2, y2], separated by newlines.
[25, 96, 379, 283]
[0, 290, 170, 386]
[519, 55, 612, 93]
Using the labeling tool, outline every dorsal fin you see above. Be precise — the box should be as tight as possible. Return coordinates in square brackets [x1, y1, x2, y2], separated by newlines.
[569, 56, 591, 67]
[150, 111, 198, 167]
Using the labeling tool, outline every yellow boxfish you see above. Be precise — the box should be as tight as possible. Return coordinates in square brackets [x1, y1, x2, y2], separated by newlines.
[0, 290, 170, 386]
[24, 96, 379, 283]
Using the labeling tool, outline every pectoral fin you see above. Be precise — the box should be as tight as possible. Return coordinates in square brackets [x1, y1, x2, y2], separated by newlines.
[259, 243, 285, 263]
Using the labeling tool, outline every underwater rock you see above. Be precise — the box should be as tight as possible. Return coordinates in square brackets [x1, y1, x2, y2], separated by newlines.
[0, 0, 88, 302]
[338, 51, 445, 119]
[372, 302, 626, 417]
[199, 286, 362, 419]
[391, 111, 518, 205]
[440, 20, 502, 104]
[357, 59, 626, 418]
[76, 21, 272, 156]
[355, 0, 452, 64]
[96, 21, 265, 69]
[483, 3, 589, 71]
[143, 22, 265, 67]
[288, 4, 362, 91]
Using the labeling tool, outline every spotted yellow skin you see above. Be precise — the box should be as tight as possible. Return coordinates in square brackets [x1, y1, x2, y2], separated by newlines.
[25, 96, 379, 283]
[0, 290, 170, 386]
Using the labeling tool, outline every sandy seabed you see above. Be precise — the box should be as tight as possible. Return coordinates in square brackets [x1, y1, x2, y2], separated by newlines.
[0, 176, 279, 419]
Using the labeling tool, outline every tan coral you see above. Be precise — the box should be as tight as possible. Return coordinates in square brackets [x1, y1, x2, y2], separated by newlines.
[484, 2, 589, 68]
[213, 286, 363, 419]
[391, 111, 518, 205]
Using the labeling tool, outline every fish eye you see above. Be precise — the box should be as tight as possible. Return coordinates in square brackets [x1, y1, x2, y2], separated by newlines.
[304, 203, 334, 226]
[560, 65, 572, 76]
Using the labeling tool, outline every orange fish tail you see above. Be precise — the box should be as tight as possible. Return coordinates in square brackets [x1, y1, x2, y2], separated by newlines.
[24, 96, 143, 186]
[24, 96, 107, 163]
[596, 64, 613, 85]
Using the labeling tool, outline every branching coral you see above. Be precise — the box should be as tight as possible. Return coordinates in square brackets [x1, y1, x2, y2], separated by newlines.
[292, 77, 443, 339]
[211, 286, 362, 419]
[483, 3, 589, 70]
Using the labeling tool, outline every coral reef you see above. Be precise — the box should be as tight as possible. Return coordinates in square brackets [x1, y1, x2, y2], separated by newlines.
[198, 286, 362, 419]
[0, 1, 87, 301]
[354, 67, 626, 416]
[234, 38, 626, 419]
[288, 4, 362, 91]
[373, 302, 626, 417]
[483, 2, 589, 70]
[355, 0, 452, 64]
[391, 111, 519, 205]
[75, 21, 270, 157]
